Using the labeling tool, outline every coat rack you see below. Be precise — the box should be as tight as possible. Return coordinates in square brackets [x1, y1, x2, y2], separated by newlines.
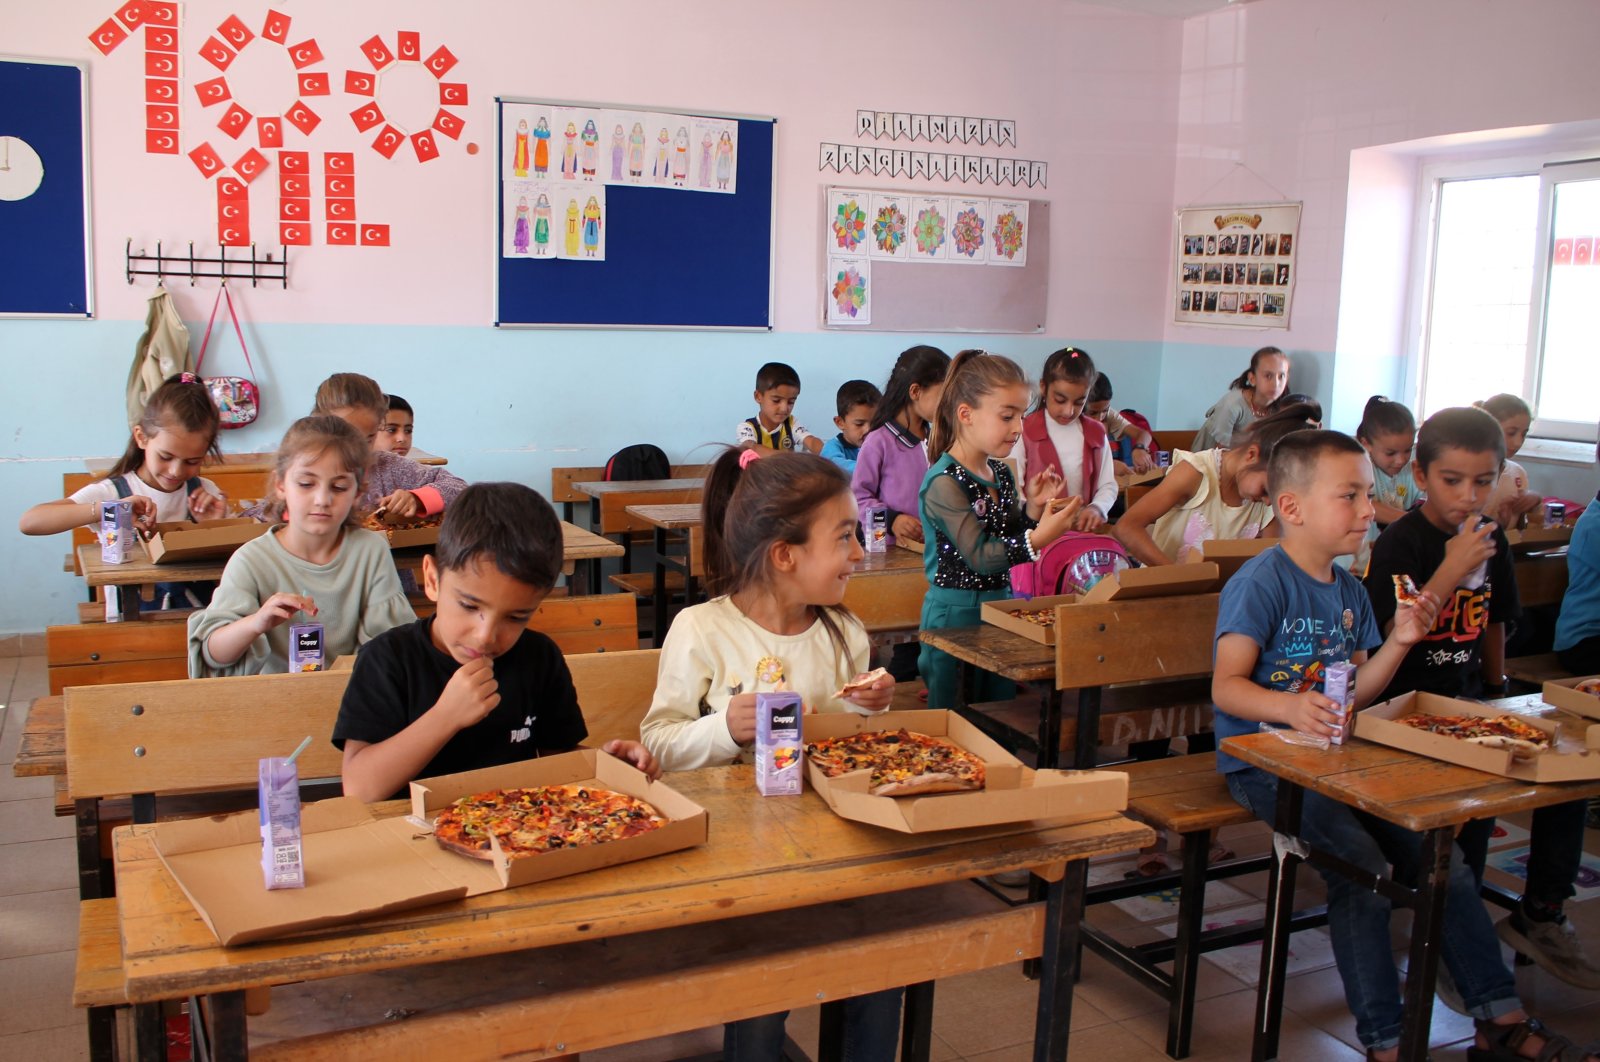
[124, 240, 289, 288]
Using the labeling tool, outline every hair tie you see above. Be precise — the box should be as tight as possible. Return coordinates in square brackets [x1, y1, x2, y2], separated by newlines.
[180, 372, 199, 384]
[738, 447, 764, 470]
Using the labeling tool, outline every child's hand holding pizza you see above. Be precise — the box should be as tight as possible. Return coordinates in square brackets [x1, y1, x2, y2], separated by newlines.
[1391, 588, 1441, 648]
[375, 489, 423, 521]
[437, 655, 500, 730]
[835, 667, 894, 712]
[251, 592, 315, 634]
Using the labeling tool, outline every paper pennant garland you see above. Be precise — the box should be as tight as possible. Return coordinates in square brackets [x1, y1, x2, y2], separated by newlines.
[855, 110, 1018, 147]
[815, 142, 1046, 189]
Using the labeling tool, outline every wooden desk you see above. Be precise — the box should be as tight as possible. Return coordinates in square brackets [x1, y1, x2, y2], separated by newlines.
[75, 521, 622, 619]
[14, 695, 63, 779]
[86, 449, 448, 473]
[101, 768, 1152, 1061]
[626, 502, 704, 644]
[1514, 548, 1568, 608]
[920, 625, 1062, 767]
[1223, 708, 1600, 1062]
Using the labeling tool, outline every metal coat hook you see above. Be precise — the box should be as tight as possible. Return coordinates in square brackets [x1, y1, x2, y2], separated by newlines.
[123, 240, 289, 288]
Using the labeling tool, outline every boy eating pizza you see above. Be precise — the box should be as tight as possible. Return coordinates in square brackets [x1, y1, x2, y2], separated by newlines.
[1213, 430, 1597, 1062]
[335, 482, 657, 803]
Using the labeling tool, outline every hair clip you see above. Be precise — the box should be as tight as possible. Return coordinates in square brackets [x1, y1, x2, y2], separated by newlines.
[738, 447, 764, 470]
[179, 372, 199, 384]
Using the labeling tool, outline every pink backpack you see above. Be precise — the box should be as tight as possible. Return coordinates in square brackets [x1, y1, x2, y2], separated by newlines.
[1009, 531, 1130, 599]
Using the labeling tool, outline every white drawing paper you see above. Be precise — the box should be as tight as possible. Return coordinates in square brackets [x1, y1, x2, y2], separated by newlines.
[551, 182, 605, 262]
[868, 193, 911, 260]
[909, 195, 950, 262]
[550, 106, 582, 182]
[826, 254, 870, 326]
[827, 187, 872, 257]
[692, 116, 737, 193]
[988, 198, 1029, 267]
[567, 106, 605, 184]
[948, 196, 989, 264]
[504, 102, 554, 181]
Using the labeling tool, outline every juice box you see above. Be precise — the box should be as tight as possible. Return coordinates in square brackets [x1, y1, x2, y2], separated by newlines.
[258, 757, 305, 889]
[99, 500, 134, 564]
[1324, 661, 1356, 745]
[289, 623, 324, 672]
[864, 506, 888, 553]
[755, 691, 803, 796]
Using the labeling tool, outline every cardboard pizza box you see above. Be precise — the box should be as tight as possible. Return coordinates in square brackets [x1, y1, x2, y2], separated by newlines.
[1542, 676, 1600, 722]
[803, 709, 1127, 833]
[1186, 539, 1273, 585]
[981, 594, 1082, 646]
[1113, 466, 1165, 490]
[407, 749, 710, 888]
[1505, 525, 1573, 550]
[1355, 691, 1600, 781]
[142, 519, 269, 564]
[1079, 561, 1219, 603]
[364, 516, 442, 550]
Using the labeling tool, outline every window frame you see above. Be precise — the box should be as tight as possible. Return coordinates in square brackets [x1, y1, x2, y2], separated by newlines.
[1524, 156, 1600, 443]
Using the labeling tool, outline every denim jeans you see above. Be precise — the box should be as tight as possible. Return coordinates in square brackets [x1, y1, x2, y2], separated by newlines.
[1457, 799, 1589, 907]
[723, 989, 904, 1062]
[1225, 767, 1519, 1051]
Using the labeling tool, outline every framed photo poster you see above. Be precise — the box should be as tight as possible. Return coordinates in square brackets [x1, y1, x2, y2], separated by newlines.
[1173, 202, 1300, 329]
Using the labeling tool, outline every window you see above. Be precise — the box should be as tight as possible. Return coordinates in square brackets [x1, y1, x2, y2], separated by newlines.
[1410, 155, 1600, 442]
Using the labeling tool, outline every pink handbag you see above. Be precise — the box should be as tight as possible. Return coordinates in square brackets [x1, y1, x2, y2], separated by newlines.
[194, 286, 260, 428]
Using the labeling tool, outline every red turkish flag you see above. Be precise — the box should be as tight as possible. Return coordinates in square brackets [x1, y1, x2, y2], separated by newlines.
[189, 143, 225, 177]
[360, 35, 394, 69]
[88, 18, 128, 55]
[327, 223, 356, 246]
[298, 72, 330, 96]
[325, 174, 354, 196]
[439, 83, 468, 106]
[279, 198, 310, 221]
[194, 76, 231, 107]
[372, 125, 403, 160]
[144, 26, 177, 52]
[217, 201, 248, 231]
[424, 45, 458, 78]
[1575, 237, 1594, 266]
[433, 110, 465, 140]
[280, 222, 311, 246]
[144, 2, 176, 26]
[116, 1, 151, 30]
[145, 79, 177, 103]
[360, 224, 391, 247]
[199, 36, 237, 71]
[278, 150, 309, 173]
[257, 117, 283, 148]
[216, 176, 247, 201]
[288, 39, 323, 69]
[344, 70, 375, 96]
[323, 152, 354, 174]
[411, 130, 440, 162]
[234, 149, 270, 183]
[145, 129, 179, 154]
[280, 174, 308, 197]
[144, 51, 178, 78]
[284, 100, 321, 135]
[397, 31, 421, 61]
[1555, 238, 1574, 265]
[145, 104, 178, 129]
[217, 14, 253, 49]
[218, 103, 252, 139]
[349, 102, 384, 133]
[219, 219, 251, 247]
[261, 9, 291, 44]
[326, 198, 355, 220]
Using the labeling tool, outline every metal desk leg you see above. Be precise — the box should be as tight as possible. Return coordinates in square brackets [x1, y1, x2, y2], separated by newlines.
[1252, 780, 1304, 1062]
[1167, 828, 1211, 1059]
[816, 999, 846, 1062]
[901, 981, 936, 1062]
[133, 1002, 164, 1062]
[1070, 686, 1100, 771]
[1397, 827, 1452, 1062]
[651, 527, 669, 647]
[76, 798, 105, 900]
[208, 991, 248, 1062]
[86, 1005, 116, 1062]
[1033, 860, 1087, 1061]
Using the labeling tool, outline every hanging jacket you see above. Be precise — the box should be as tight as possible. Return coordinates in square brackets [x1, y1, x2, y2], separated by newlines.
[126, 289, 193, 429]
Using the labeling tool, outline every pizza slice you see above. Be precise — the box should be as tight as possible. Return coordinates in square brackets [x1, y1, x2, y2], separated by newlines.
[1574, 678, 1600, 697]
[1393, 573, 1423, 608]
[805, 729, 987, 796]
[1397, 713, 1552, 757]
[833, 666, 891, 700]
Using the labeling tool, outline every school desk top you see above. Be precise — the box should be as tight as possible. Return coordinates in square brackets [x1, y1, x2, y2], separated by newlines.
[570, 477, 703, 497]
[622, 502, 702, 529]
[84, 449, 447, 474]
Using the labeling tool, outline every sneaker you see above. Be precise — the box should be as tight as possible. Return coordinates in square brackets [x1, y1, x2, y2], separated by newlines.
[1497, 913, 1600, 990]
[1432, 961, 1468, 1016]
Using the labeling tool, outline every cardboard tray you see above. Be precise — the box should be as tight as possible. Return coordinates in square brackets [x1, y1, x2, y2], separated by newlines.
[1079, 561, 1219, 602]
[151, 751, 709, 946]
[364, 517, 442, 550]
[1542, 676, 1600, 722]
[1187, 538, 1272, 584]
[981, 594, 1081, 646]
[1356, 691, 1600, 782]
[1505, 525, 1573, 550]
[142, 519, 269, 564]
[803, 709, 1127, 833]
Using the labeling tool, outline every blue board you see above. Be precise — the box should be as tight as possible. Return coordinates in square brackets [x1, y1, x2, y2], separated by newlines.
[495, 101, 773, 329]
[0, 59, 91, 317]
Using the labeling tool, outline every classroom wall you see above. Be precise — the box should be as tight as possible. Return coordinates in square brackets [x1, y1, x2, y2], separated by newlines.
[0, 0, 1183, 635]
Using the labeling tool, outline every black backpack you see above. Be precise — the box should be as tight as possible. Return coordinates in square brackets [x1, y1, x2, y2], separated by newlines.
[604, 443, 670, 481]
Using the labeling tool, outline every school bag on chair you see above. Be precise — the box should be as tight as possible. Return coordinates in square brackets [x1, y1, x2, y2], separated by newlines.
[1010, 532, 1130, 599]
[194, 285, 261, 428]
[126, 287, 193, 429]
[604, 443, 670, 481]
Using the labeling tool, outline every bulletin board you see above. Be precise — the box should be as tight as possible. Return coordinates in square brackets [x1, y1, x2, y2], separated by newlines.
[1172, 202, 1301, 328]
[0, 57, 93, 318]
[494, 97, 775, 330]
[820, 186, 1048, 333]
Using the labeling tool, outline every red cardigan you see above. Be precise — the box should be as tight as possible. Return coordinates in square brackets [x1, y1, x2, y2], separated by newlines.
[1019, 410, 1107, 502]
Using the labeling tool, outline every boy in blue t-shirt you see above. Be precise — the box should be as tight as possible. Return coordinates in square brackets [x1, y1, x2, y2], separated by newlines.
[1213, 431, 1590, 1062]
[819, 378, 881, 474]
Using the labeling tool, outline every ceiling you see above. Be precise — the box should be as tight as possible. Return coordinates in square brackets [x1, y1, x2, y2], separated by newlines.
[1071, 0, 1252, 17]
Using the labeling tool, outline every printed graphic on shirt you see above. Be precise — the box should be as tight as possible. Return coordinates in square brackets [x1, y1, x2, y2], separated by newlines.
[1177, 511, 1261, 562]
[510, 714, 534, 744]
[1422, 584, 1493, 646]
[1264, 607, 1358, 694]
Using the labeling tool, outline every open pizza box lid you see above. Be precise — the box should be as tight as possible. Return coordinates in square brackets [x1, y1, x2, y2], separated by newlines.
[981, 594, 1082, 646]
[1505, 525, 1573, 550]
[1186, 539, 1272, 585]
[405, 749, 710, 889]
[1079, 561, 1219, 603]
[802, 709, 1128, 833]
[143, 519, 269, 564]
[1355, 691, 1600, 781]
[1541, 676, 1600, 724]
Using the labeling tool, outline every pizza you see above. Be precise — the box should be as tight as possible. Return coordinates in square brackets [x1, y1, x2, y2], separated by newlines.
[1574, 678, 1600, 697]
[1047, 497, 1082, 515]
[361, 510, 440, 533]
[1393, 574, 1423, 608]
[432, 785, 666, 861]
[1397, 713, 1552, 756]
[805, 729, 987, 796]
[833, 666, 890, 699]
[1014, 608, 1056, 628]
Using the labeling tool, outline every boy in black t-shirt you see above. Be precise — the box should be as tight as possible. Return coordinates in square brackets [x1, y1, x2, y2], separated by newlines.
[335, 482, 658, 802]
[1363, 407, 1598, 993]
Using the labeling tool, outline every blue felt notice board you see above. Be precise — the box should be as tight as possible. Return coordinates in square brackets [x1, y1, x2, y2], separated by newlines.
[0, 58, 92, 317]
[494, 98, 774, 330]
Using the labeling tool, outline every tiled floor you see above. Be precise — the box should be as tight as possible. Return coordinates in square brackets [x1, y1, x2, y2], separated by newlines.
[2, 651, 1597, 1060]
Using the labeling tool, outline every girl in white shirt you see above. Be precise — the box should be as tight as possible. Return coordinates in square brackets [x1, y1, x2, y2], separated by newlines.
[1478, 393, 1544, 529]
[1009, 346, 1118, 530]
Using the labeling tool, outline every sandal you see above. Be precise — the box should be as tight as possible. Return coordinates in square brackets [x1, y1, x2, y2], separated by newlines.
[1208, 841, 1236, 865]
[1124, 851, 1171, 878]
[1469, 1016, 1598, 1062]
